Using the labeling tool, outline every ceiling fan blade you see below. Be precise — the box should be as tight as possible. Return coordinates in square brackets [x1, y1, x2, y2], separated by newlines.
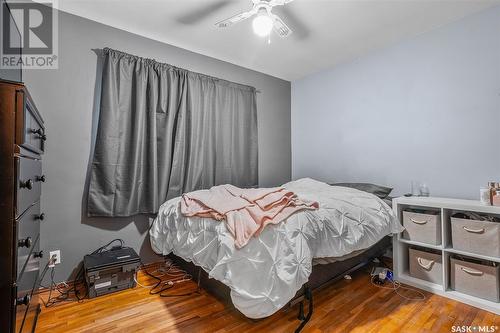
[274, 5, 309, 40]
[273, 15, 293, 38]
[176, 0, 232, 25]
[270, 0, 295, 6]
[215, 9, 256, 28]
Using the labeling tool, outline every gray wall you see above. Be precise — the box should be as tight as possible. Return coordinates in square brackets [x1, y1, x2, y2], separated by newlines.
[292, 6, 500, 199]
[23, 10, 291, 282]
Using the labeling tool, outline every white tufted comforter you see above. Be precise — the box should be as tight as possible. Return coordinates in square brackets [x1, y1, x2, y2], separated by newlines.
[150, 178, 403, 318]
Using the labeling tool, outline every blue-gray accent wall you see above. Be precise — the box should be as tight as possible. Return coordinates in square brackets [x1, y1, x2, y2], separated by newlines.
[292, 6, 500, 199]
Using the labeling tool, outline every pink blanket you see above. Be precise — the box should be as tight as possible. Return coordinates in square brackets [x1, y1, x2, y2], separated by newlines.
[180, 184, 319, 248]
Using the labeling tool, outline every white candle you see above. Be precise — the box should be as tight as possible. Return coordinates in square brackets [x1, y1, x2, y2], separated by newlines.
[480, 187, 491, 205]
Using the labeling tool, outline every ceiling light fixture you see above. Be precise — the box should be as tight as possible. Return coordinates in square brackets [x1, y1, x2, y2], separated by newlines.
[216, 0, 294, 39]
[252, 12, 274, 37]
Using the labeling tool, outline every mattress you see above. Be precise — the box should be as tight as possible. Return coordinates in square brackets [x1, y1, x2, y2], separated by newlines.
[150, 178, 402, 318]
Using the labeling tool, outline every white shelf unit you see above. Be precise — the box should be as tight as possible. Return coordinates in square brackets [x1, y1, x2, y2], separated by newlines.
[392, 196, 500, 315]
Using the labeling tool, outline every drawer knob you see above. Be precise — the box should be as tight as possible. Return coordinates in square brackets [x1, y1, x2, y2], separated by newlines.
[16, 294, 31, 306]
[34, 250, 44, 258]
[18, 237, 32, 248]
[31, 128, 46, 141]
[20, 179, 33, 190]
[36, 213, 45, 221]
[36, 175, 46, 182]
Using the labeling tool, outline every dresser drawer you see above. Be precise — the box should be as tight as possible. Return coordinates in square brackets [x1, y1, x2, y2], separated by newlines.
[15, 88, 45, 155]
[15, 279, 40, 333]
[16, 241, 40, 295]
[16, 157, 43, 218]
[17, 234, 41, 284]
[15, 243, 40, 333]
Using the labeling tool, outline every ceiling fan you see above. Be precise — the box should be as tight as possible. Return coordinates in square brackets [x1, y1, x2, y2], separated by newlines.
[215, 0, 295, 38]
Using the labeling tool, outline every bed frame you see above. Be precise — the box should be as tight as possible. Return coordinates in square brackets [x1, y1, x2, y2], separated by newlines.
[168, 236, 392, 332]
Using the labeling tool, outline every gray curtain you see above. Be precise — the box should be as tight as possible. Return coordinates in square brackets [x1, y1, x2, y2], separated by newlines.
[87, 48, 258, 217]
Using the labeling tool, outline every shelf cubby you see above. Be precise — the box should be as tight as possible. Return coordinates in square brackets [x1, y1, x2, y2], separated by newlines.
[392, 196, 500, 315]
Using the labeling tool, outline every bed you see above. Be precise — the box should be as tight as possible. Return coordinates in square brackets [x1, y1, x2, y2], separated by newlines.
[149, 178, 402, 323]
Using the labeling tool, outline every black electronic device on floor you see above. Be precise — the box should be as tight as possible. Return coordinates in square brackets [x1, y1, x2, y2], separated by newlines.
[83, 247, 140, 298]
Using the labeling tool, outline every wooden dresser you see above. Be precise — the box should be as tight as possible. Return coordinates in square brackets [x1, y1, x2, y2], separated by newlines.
[0, 79, 46, 333]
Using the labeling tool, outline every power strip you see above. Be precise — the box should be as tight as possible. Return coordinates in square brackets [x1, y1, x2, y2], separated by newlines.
[371, 267, 389, 285]
[370, 267, 387, 277]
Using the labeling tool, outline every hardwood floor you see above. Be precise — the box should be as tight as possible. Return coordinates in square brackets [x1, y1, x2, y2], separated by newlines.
[36, 263, 499, 333]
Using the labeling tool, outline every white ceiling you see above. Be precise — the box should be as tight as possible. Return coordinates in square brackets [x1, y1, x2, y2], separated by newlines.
[58, 0, 500, 81]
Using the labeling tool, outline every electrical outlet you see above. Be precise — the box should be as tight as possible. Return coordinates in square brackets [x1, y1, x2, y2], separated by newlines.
[49, 250, 61, 267]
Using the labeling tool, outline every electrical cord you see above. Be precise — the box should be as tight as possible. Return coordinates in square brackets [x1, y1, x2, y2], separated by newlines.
[38, 254, 57, 291]
[370, 258, 426, 301]
[369, 270, 426, 301]
[133, 262, 166, 289]
[136, 259, 201, 298]
[92, 239, 125, 254]
[41, 239, 199, 307]
[38, 254, 82, 307]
